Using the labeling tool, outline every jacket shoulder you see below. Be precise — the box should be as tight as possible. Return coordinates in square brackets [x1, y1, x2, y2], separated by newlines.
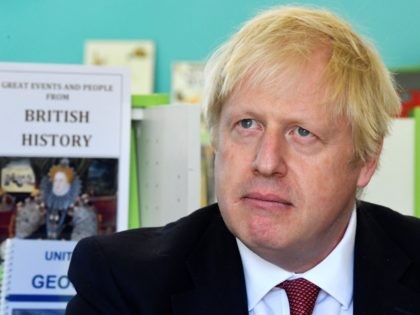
[357, 201, 420, 256]
[84, 203, 222, 261]
[67, 204, 223, 314]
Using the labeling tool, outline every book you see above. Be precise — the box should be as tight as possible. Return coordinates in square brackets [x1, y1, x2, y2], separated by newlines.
[0, 239, 77, 314]
[0, 62, 131, 242]
[0, 62, 130, 313]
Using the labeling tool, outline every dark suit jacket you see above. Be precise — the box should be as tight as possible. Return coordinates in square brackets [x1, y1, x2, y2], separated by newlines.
[66, 201, 420, 315]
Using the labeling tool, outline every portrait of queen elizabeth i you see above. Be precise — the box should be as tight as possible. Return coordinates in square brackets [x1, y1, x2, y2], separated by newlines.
[14, 158, 98, 240]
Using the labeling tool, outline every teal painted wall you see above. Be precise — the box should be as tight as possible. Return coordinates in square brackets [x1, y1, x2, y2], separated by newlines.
[1, 0, 419, 92]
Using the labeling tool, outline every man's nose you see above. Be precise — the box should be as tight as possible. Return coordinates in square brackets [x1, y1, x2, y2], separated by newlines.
[252, 130, 287, 177]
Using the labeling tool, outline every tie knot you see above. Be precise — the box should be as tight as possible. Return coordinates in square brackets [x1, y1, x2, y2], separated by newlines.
[277, 278, 320, 315]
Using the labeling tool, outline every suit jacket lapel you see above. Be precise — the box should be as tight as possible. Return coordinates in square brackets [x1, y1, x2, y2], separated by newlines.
[354, 202, 420, 315]
[171, 211, 248, 315]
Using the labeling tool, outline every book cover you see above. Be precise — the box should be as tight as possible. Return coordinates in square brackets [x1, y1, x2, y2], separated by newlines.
[0, 239, 77, 314]
[0, 63, 131, 241]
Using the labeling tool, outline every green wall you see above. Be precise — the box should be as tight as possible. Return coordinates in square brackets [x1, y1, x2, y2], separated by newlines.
[1, 0, 419, 92]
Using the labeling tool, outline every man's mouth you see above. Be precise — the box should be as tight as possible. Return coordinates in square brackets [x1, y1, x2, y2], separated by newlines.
[242, 192, 293, 208]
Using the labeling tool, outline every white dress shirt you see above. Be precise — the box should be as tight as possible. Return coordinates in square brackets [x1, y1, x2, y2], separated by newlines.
[237, 209, 356, 315]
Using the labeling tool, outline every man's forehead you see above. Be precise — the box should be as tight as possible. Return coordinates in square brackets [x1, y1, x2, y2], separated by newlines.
[227, 78, 333, 112]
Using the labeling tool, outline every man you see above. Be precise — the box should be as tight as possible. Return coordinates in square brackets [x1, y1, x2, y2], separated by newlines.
[66, 6, 420, 315]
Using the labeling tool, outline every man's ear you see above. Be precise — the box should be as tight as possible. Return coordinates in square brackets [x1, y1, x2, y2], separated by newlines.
[356, 141, 383, 188]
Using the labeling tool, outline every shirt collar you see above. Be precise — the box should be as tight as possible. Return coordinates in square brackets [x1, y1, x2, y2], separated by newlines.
[237, 208, 356, 311]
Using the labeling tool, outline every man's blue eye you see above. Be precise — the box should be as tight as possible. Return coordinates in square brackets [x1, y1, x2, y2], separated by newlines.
[297, 127, 311, 137]
[240, 119, 254, 129]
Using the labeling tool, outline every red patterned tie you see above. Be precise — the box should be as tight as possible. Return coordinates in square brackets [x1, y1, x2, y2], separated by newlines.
[278, 278, 320, 315]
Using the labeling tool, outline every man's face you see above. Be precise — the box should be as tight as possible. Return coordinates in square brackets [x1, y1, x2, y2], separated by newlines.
[213, 49, 377, 271]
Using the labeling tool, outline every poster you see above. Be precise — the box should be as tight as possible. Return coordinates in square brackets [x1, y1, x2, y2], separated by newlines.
[85, 40, 155, 94]
[171, 61, 205, 104]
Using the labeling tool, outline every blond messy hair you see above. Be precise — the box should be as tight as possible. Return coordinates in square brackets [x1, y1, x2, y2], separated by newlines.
[203, 6, 401, 163]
